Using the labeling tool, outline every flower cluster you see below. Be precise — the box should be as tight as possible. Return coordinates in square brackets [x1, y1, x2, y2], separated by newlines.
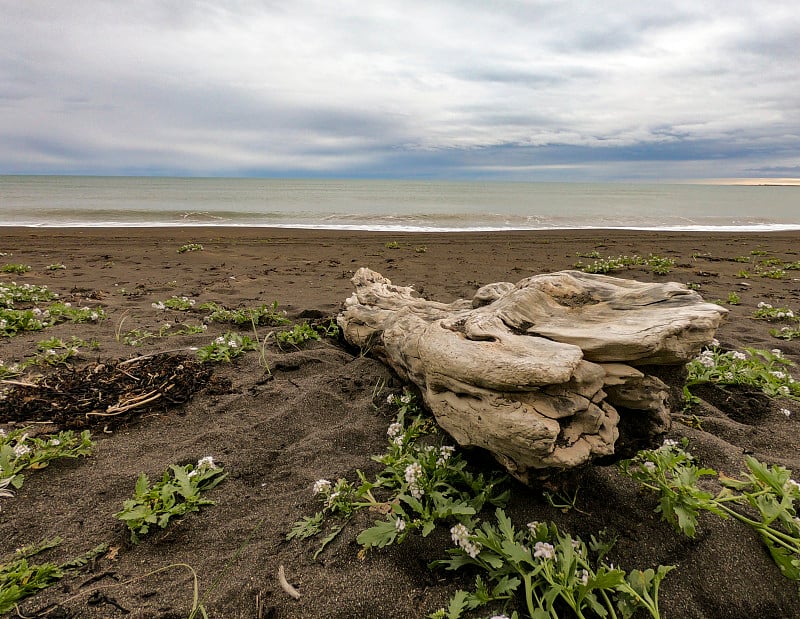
[754, 302, 796, 321]
[313, 478, 332, 495]
[533, 540, 555, 560]
[772, 324, 800, 342]
[196, 331, 257, 363]
[433, 507, 672, 619]
[1, 428, 94, 505]
[188, 456, 219, 478]
[404, 462, 424, 499]
[450, 523, 481, 558]
[685, 344, 800, 401]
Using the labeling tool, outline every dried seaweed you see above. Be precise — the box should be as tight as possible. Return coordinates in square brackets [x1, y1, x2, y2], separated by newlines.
[0, 354, 212, 430]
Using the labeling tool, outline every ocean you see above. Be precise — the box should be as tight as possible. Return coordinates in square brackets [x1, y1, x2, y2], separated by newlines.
[0, 175, 798, 231]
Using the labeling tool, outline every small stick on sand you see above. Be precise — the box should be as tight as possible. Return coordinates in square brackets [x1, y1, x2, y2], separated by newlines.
[277, 564, 301, 599]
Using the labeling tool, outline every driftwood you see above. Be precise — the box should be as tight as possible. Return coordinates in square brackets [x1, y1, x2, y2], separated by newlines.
[338, 268, 727, 481]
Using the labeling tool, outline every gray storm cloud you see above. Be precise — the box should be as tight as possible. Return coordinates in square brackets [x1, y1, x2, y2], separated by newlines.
[1, 0, 798, 179]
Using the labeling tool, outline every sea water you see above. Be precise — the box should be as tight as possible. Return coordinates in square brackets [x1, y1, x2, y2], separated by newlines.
[0, 175, 798, 231]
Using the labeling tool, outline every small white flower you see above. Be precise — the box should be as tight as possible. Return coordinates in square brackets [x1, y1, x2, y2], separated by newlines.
[641, 461, 657, 473]
[392, 436, 404, 447]
[90, 311, 99, 321]
[773, 349, 784, 357]
[386, 422, 403, 438]
[662, 438, 678, 448]
[533, 541, 555, 560]
[579, 569, 590, 586]
[404, 462, 423, 484]
[710, 338, 720, 347]
[13, 443, 31, 458]
[196, 456, 218, 469]
[772, 371, 787, 380]
[395, 518, 406, 533]
[758, 302, 772, 309]
[436, 445, 455, 466]
[779, 386, 791, 397]
[49, 438, 61, 446]
[400, 393, 412, 405]
[409, 482, 424, 499]
[386, 393, 395, 404]
[781, 409, 792, 418]
[696, 350, 715, 368]
[152, 301, 166, 310]
[450, 523, 481, 558]
[526, 521, 540, 534]
[731, 351, 747, 361]
[450, 523, 469, 545]
[312, 479, 332, 495]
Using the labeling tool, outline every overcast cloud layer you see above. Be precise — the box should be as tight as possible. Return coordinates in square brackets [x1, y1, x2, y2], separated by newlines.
[1, 1, 799, 180]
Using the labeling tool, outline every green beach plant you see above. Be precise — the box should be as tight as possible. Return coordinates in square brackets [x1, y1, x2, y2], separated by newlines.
[276, 322, 321, 349]
[726, 291, 741, 305]
[429, 509, 672, 619]
[1, 264, 31, 274]
[0, 428, 94, 499]
[684, 343, 800, 403]
[0, 538, 109, 613]
[761, 269, 788, 279]
[177, 243, 204, 253]
[288, 392, 509, 558]
[574, 253, 675, 275]
[0, 282, 56, 307]
[196, 331, 257, 362]
[772, 325, 800, 341]
[115, 457, 227, 543]
[621, 439, 800, 584]
[152, 295, 197, 311]
[199, 300, 290, 327]
[753, 302, 796, 322]
[123, 322, 207, 346]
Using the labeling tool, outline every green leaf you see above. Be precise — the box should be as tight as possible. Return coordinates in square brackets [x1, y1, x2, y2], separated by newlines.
[491, 575, 521, 597]
[445, 590, 469, 619]
[500, 538, 533, 567]
[286, 513, 324, 541]
[356, 518, 398, 549]
[171, 464, 196, 499]
[313, 524, 345, 560]
[672, 503, 700, 538]
[134, 472, 150, 497]
[495, 507, 516, 541]
[766, 543, 800, 580]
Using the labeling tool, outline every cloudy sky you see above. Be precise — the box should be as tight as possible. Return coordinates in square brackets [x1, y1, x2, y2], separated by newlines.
[2, 1, 799, 181]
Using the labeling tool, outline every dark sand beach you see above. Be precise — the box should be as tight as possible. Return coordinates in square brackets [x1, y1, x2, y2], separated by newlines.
[2, 227, 800, 618]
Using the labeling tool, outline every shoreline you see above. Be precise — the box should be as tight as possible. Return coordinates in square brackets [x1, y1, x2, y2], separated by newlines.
[2, 226, 800, 617]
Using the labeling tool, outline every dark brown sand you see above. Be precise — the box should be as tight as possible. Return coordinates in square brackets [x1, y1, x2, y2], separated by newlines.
[1, 228, 800, 618]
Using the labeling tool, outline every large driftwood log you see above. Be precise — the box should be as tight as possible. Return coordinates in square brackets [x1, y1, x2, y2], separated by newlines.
[338, 268, 727, 481]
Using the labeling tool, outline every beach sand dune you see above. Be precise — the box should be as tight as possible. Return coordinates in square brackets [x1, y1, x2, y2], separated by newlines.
[1, 228, 800, 618]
